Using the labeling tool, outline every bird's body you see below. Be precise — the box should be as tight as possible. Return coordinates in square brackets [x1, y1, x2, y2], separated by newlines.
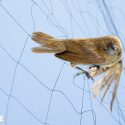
[31, 32, 123, 111]
[56, 36, 123, 67]
[31, 32, 122, 67]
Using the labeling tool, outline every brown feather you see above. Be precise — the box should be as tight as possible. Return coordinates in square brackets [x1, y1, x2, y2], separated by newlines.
[91, 60, 123, 111]
[55, 38, 105, 64]
[32, 32, 66, 53]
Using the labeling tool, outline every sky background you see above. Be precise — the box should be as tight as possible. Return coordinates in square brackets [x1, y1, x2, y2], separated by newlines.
[0, 0, 125, 125]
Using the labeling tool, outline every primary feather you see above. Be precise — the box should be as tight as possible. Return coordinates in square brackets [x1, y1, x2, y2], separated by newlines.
[90, 60, 123, 111]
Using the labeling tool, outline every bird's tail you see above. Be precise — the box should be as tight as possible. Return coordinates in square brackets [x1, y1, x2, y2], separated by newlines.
[31, 32, 66, 53]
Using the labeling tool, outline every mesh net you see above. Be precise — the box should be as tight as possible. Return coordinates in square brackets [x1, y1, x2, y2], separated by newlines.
[0, 0, 125, 125]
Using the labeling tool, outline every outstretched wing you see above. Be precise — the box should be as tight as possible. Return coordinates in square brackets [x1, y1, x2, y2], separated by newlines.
[110, 60, 123, 111]
[55, 39, 105, 64]
[91, 60, 123, 111]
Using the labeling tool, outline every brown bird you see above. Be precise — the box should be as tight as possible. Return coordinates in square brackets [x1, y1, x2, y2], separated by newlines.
[31, 32, 123, 110]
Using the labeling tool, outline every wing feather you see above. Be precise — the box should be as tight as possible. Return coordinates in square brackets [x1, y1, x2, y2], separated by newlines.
[55, 39, 105, 64]
[110, 61, 123, 111]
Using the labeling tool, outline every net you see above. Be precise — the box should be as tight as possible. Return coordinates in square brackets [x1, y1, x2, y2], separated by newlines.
[0, 0, 125, 125]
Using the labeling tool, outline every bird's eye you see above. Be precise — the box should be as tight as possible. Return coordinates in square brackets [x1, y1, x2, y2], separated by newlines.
[107, 42, 115, 51]
[106, 42, 117, 55]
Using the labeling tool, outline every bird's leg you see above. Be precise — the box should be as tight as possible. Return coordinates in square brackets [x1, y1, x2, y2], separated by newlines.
[74, 67, 94, 81]
[89, 64, 100, 70]
[88, 65, 101, 78]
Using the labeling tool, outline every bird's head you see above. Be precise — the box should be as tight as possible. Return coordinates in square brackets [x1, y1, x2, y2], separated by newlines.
[103, 36, 123, 63]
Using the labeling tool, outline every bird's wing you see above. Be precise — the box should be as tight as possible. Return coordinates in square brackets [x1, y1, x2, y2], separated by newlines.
[91, 60, 123, 111]
[110, 61, 123, 111]
[55, 39, 105, 64]
[55, 50, 94, 64]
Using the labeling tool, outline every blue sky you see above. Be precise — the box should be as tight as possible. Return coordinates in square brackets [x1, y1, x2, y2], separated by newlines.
[0, 0, 125, 125]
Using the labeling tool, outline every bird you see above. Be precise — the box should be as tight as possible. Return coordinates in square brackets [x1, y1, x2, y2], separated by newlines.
[31, 31, 123, 111]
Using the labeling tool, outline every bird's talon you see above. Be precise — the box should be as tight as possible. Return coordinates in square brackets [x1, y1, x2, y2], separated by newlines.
[73, 72, 82, 79]
[84, 71, 94, 81]
[89, 65, 100, 70]
[73, 71, 94, 81]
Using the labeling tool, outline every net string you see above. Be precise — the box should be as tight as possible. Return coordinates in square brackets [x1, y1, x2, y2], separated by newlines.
[0, 0, 125, 125]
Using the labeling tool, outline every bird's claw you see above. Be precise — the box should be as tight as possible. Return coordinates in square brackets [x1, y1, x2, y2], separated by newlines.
[89, 65, 100, 70]
[73, 72, 82, 79]
[84, 71, 94, 81]
[73, 70, 94, 81]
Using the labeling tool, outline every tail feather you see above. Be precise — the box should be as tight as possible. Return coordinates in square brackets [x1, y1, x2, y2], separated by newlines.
[31, 32, 66, 53]
[33, 32, 54, 39]
[31, 47, 60, 53]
